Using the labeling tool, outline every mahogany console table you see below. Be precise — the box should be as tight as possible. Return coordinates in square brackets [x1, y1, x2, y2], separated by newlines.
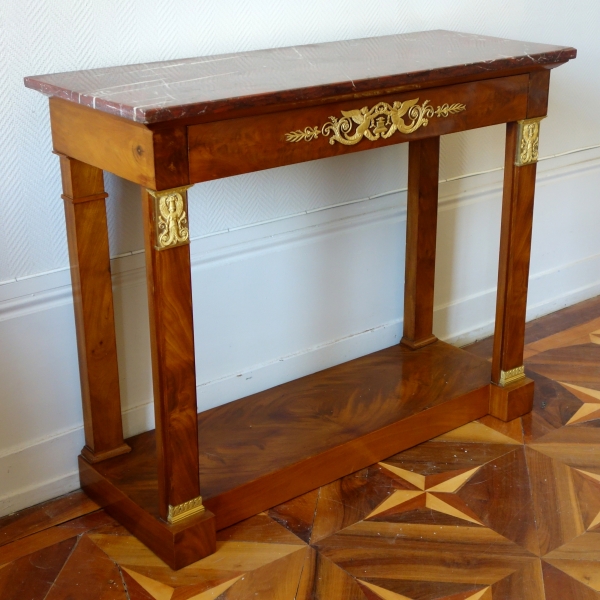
[25, 30, 576, 569]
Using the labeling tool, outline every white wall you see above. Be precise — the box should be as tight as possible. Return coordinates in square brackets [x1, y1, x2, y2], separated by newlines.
[1, 0, 599, 516]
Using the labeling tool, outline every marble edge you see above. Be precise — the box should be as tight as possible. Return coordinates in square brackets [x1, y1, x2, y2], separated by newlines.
[23, 43, 577, 125]
[23, 77, 137, 120]
[138, 47, 577, 124]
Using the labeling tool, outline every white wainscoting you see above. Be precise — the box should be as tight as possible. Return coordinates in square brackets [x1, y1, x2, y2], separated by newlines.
[1, 147, 599, 517]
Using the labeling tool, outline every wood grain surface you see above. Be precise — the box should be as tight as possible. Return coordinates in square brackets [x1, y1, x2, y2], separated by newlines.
[1, 296, 599, 598]
[401, 136, 440, 350]
[140, 189, 201, 518]
[52, 100, 156, 187]
[492, 122, 538, 383]
[188, 76, 528, 182]
[87, 341, 491, 532]
[60, 156, 130, 463]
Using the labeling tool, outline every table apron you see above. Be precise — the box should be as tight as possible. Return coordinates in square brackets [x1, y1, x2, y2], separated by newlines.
[188, 74, 529, 183]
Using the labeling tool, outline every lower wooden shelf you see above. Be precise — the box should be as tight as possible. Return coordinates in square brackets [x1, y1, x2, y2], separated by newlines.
[80, 340, 492, 568]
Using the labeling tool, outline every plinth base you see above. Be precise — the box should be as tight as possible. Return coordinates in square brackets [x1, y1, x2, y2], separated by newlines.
[80, 457, 216, 570]
[80, 341, 493, 569]
[490, 376, 535, 421]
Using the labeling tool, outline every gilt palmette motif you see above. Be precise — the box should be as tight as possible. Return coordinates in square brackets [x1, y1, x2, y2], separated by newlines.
[514, 117, 544, 167]
[157, 192, 189, 248]
[518, 121, 540, 165]
[285, 99, 466, 146]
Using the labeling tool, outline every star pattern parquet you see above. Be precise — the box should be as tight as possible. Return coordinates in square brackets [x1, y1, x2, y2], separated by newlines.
[1, 296, 600, 599]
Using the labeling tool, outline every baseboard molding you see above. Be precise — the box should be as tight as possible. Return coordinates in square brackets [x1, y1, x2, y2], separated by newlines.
[439, 254, 600, 348]
[0, 471, 81, 521]
[0, 426, 83, 518]
[0, 284, 72, 323]
[1, 149, 600, 518]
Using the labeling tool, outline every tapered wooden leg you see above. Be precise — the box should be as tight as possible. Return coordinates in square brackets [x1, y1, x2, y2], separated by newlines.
[59, 155, 130, 463]
[401, 137, 440, 350]
[141, 186, 214, 538]
[490, 119, 543, 421]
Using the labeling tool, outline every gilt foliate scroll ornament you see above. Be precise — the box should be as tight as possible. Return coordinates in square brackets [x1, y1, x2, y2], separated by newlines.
[147, 186, 192, 250]
[285, 99, 466, 146]
[285, 127, 321, 143]
[515, 117, 544, 166]
[167, 496, 205, 524]
[499, 366, 525, 386]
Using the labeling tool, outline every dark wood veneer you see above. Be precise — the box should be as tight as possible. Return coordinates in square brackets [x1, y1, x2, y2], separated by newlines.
[187, 76, 528, 183]
[24, 29, 576, 569]
[59, 156, 130, 463]
[141, 190, 201, 519]
[401, 136, 440, 350]
[88, 341, 490, 535]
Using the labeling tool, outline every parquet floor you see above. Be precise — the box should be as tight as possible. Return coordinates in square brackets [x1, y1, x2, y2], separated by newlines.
[2, 296, 600, 599]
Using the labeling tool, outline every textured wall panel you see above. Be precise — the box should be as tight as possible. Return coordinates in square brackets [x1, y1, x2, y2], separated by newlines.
[1, 0, 597, 282]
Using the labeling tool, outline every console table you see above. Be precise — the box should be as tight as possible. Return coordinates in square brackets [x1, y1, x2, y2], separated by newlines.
[25, 30, 576, 569]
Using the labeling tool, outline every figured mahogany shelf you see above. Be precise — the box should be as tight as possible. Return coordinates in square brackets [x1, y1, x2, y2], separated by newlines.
[83, 341, 490, 531]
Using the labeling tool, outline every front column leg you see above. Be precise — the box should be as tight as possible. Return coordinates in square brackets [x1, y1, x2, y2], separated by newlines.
[141, 186, 208, 526]
[60, 155, 130, 463]
[490, 119, 543, 421]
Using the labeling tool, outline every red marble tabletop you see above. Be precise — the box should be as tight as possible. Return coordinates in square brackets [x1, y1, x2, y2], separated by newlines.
[24, 30, 576, 124]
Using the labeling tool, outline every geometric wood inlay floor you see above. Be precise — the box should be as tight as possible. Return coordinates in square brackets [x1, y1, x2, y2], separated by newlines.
[1, 295, 600, 599]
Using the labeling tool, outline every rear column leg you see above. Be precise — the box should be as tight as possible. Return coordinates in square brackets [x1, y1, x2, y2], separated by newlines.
[60, 155, 130, 463]
[401, 136, 440, 350]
